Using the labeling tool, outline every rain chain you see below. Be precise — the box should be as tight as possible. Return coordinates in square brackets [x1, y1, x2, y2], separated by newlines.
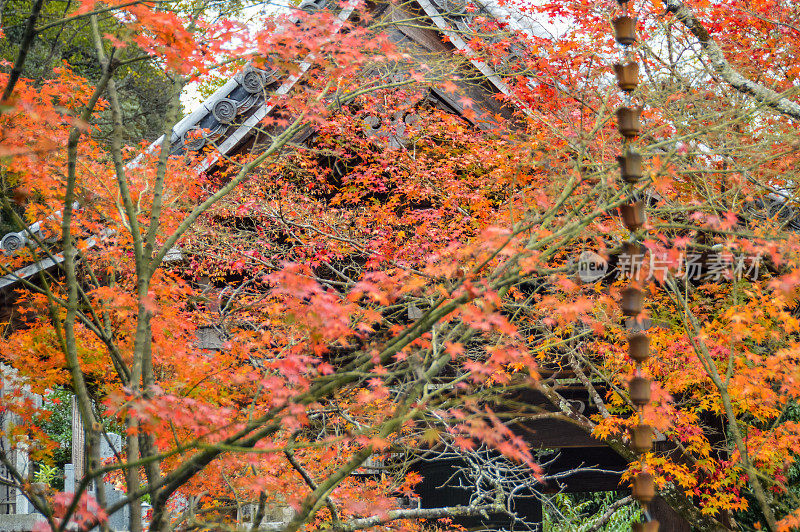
[612, 2, 659, 531]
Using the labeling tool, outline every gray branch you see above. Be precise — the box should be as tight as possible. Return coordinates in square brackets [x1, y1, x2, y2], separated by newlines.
[335, 504, 505, 532]
[664, 0, 800, 121]
[584, 496, 632, 532]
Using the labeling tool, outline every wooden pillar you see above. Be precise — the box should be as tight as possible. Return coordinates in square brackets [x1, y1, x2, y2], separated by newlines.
[649, 496, 690, 531]
[71, 396, 84, 482]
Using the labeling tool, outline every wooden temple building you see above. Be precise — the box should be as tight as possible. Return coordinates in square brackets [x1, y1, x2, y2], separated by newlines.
[0, 0, 699, 529]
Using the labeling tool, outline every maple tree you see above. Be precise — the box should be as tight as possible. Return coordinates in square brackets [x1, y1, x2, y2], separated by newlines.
[2, 0, 800, 530]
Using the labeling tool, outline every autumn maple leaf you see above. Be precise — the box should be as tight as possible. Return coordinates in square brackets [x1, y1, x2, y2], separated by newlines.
[443, 80, 459, 93]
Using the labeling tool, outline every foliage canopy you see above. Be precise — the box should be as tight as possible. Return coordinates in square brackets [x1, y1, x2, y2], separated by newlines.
[1, 0, 800, 531]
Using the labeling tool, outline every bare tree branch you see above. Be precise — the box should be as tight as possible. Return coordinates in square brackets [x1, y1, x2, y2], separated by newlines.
[337, 503, 506, 532]
[1, 0, 46, 101]
[664, 0, 800, 121]
[584, 496, 632, 532]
